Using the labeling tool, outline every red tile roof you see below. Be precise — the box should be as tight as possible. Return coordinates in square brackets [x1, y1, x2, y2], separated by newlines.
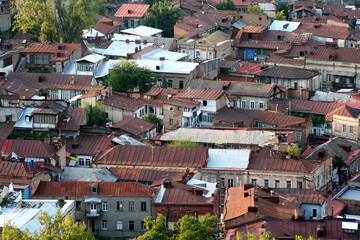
[332, 199, 346, 217]
[94, 145, 208, 168]
[109, 167, 185, 182]
[210, 0, 250, 7]
[57, 108, 86, 132]
[0, 161, 42, 178]
[243, 25, 267, 33]
[114, 4, 150, 18]
[174, 88, 225, 100]
[235, 40, 291, 50]
[33, 181, 153, 197]
[66, 134, 113, 156]
[0, 140, 57, 159]
[21, 42, 81, 62]
[112, 117, 155, 136]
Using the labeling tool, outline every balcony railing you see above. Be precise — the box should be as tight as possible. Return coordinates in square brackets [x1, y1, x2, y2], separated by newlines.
[85, 210, 102, 218]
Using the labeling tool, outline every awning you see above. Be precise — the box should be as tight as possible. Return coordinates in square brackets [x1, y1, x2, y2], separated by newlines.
[84, 198, 102, 203]
[328, 71, 356, 77]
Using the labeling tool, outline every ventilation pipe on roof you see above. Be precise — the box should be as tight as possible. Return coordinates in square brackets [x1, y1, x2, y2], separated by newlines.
[128, 9, 131, 14]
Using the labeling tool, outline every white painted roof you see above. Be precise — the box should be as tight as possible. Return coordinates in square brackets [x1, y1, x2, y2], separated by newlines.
[140, 48, 189, 61]
[207, 149, 251, 169]
[76, 54, 105, 63]
[121, 25, 163, 37]
[342, 222, 358, 230]
[187, 178, 217, 198]
[269, 20, 301, 32]
[112, 33, 141, 41]
[101, 41, 153, 57]
[160, 128, 276, 145]
[83, 28, 105, 38]
[310, 90, 357, 102]
[14, 107, 38, 129]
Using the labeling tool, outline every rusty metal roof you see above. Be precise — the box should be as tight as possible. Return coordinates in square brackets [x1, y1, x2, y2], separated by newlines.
[109, 167, 185, 182]
[114, 4, 150, 18]
[112, 117, 155, 136]
[33, 181, 153, 197]
[94, 145, 208, 168]
[66, 134, 113, 156]
[0, 161, 41, 178]
[175, 88, 225, 100]
[0, 139, 57, 158]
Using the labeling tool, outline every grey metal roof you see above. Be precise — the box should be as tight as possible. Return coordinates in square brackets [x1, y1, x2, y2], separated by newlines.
[160, 128, 276, 145]
[61, 167, 117, 182]
[207, 149, 250, 169]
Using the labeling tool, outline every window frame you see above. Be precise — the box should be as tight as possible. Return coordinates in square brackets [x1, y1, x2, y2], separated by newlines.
[129, 221, 135, 231]
[129, 201, 135, 212]
[117, 220, 123, 231]
[102, 202, 108, 212]
[101, 220, 108, 230]
[250, 101, 255, 109]
[117, 201, 123, 211]
[141, 202, 147, 212]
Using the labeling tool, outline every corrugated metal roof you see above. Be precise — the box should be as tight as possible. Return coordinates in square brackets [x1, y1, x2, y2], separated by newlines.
[175, 88, 224, 100]
[269, 20, 301, 32]
[66, 134, 112, 156]
[33, 181, 153, 197]
[94, 145, 208, 168]
[112, 117, 155, 136]
[109, 167, 185, 182]
[140, 48, 189, 61]
[160, 128, 276, 145]
[121, 25, 163, 37]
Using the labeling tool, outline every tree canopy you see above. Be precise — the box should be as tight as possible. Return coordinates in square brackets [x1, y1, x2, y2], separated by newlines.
[2, 208, 94, 240]
[135, 214, 218, 240]
[143, 113, 163, 133]
[216, 0, 236, 10]
[274, 10, 286, 21]
[144, 0, 180, 37]
[247, 3, 263, 13]
[85, 101, 108, 127]
[12, 0, 104, 42]
[104, 61, 156, 93]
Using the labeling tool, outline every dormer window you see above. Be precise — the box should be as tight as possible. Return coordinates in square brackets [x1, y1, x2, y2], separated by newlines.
[91, 186, 97, 194]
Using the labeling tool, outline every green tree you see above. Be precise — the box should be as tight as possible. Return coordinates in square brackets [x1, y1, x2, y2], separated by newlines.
[168, 139, 198, 147]
[216, 0, 236, 10]
[105, 61, 156, 93]
[143, 113, 163, 133]
[2, 209, 94, 240]
[12, 0, 104, 42]
[333, 154, 345, 175]
[274, 10, 286, 21]
[172, 214, 218, 240]
[247, 3, 263, 13]
[135, 214, 170, 240]
[144, 0, 180, 37]
[85, 102, 108, 126]
[278, 4, 289, 20]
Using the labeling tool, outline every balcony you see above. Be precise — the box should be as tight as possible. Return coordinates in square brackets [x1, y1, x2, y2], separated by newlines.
[85, 210, 102, 218]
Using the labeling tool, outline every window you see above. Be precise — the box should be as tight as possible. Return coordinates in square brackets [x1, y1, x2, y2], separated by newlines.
[102, 202, 108, 211]
[169, 118, 174, 126]
[101, 220, 108, 230]
[294, 82, 298, 89]
[208, 52, 213, 60]
[350, 126, 354, 134]
[5, 115, 12, 122]
[297, 181, 303, 189]
[241, 100, 246, 109]
[169, 106, 173, 111]
[117, 201, 123, 211]
[141, 221, 147, 230]
[181, 49, 186, 54]
[203, 100, 208, 106]
[141, 202, 146, 211]
[286, 181, 291, 188]
[211, 177, 217, 183]
[250, 101, 255, 109]
[275, 180, 280, 188]
[195, 50, 200, 57]
[202, 176, 208, 182]
[129, 201, 134, 212]
[251, 179, 257, 186]
[263, 179, 269, 188]
[221, 178, 225, 188]
[295, 132, 302, 142]
[91, 186, 97, 194]
[342, 124, 347, 133]
[259, 102, 264, 109]
[167, 80, 173, 88]
[179, 80, 184, 89]
[117, 221, 123, 230]
[76, 201, 81, 210]
[228, 178, 234, 188]
[90, 203, 97, 211]
[129, 221, 135, 231]
[79, 158, 91, 167]
[312, 209, 317, 218]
